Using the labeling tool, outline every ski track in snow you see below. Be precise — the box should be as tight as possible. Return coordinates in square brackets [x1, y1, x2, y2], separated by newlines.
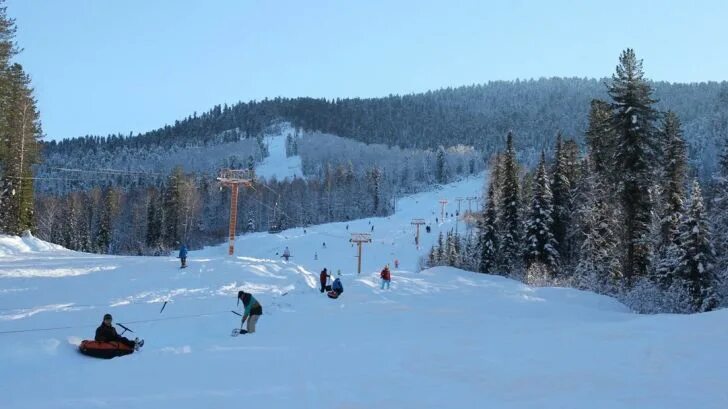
[1, 173, 728, 409]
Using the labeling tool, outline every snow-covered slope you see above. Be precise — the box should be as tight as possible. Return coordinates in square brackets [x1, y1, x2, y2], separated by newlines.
[255, 122, 302, 181]
[1, 175, 727, 409]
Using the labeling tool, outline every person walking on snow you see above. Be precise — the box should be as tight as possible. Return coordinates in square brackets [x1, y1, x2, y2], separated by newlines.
[178, 244, 188, 268]
[282, 246, 291, 261]
[95, 313, 143, 350]
[237, 291, 263, 334]
[380, 265, 392, 290]
[320, 268, 330, 293]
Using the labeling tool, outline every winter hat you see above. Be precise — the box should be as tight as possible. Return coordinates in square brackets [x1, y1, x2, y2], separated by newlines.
[237, 290, 245, 299]
[103, 313, 112, 321]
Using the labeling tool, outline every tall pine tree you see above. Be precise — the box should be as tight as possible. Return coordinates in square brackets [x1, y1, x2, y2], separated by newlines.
[498, 131, 522, 274]
[608, 49, 658, 283]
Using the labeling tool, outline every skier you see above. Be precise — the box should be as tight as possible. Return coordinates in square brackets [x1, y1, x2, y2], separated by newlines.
[371, 225, 374, 232]
[328, 276, 344, 299]
[426, 225, 431, 233]
[95, 314, 143, 350]
[178, 244, 188, 268]
[282, 246, 291, 261]
[320, 268, 330, 293]
[394, 259, 400, 269]
[380, 265, 391, 290]
[237, 291, 263, 334]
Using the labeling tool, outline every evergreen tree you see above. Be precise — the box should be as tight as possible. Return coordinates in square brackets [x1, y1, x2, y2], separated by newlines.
[551, 133, 570, 258]
[436, 146, 449, 184]
[585, 99, 615, 178]
[95, 187, 118, 254]
[524, 152, 560, 273]
[608, 48, 659, 282]
[677, 180, 719, 312]
[658, 111, 687, 250]
[499, 131, 522, 274]
[711, 137, 728, 300]
[0, 41, 42, 235]
[478, 181, 498, 274]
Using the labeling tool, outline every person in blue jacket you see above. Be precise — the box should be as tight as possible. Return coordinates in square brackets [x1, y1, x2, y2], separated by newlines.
[178, 244, 188, 268]
[328, 276, 344, 299]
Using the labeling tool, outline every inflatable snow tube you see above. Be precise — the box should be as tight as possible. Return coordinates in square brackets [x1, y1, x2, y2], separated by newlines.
[78, 340, 134, 359]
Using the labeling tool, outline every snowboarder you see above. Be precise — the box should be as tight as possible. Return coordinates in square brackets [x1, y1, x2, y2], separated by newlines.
[380, 265, 391, 290]
[178, 244, 188, 268]
[320, 268, 330, 293]
[282, 246, 291, 261]
[95, 314, 143, 350]
[328, 276, 344, 299]
[237, 291, 263, 334]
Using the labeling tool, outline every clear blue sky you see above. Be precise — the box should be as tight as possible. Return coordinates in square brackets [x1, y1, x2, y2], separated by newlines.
[8, 0, 728, 140]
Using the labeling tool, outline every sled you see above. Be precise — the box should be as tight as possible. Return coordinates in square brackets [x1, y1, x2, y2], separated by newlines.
[78, 340, 134, 359]
[327, 291, 341, 299]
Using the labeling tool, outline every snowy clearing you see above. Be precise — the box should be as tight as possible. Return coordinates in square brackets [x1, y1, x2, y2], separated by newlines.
[1, 175, 727, 409]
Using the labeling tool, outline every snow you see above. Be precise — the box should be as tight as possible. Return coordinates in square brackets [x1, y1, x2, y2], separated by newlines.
[254, 122, 302, 181]
[1, 174, 728, 408]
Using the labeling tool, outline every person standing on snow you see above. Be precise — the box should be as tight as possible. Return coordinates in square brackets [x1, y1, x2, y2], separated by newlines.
[320, 268, 330, 293]
[95, 313, 143, 350]
[178, 244, 188, 268]
[237, 291, 263, 334]
[282, 246, 291, 261]
[380, 265, 392, 290]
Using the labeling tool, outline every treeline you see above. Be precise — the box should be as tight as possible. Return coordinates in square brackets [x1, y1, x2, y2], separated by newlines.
[0, 2, 43, 236]
[428, 49, 727, 314]
[43, 78, 728, 179]
[34, 147, 479, 255]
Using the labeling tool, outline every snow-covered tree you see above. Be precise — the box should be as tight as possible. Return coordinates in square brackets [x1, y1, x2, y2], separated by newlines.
[608, 48, 659, 282]
[498, 131, 522, 275]
[676, 180, 719, 312]
[478, 181, 498, 274]
[524, 152, 560, 273]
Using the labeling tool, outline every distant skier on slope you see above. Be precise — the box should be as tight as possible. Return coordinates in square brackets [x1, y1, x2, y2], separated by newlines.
[282, 246, 291, 261]
[380, 265, 391, 290]
[178, 244, 188, 268]
[237, 291, 263, 334]
[320, 268, 330, 293]
[95, 313, 143, 350]
[328, 276, 344, 299]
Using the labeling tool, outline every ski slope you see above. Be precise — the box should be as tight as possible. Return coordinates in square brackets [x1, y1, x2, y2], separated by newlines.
[1, 175, 728, 409]
[255, 122, 302, 181]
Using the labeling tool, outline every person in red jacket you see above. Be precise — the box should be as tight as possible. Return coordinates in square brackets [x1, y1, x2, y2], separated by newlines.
[320, 268, 330, 293]
[380, 265, 391, 290]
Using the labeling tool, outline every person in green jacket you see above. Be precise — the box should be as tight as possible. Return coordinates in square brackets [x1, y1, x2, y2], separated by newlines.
[237, 290, 263, 334]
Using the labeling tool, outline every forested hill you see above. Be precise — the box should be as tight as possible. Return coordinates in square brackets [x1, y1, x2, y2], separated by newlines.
[45, 77, 728, 176]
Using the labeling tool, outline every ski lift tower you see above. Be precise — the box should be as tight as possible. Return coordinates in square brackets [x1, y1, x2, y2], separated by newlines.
[217, 169, 255, 255]
[439, 199, 448, 221]
[350, 233, 372, 275]
[411, 218, 426, 248]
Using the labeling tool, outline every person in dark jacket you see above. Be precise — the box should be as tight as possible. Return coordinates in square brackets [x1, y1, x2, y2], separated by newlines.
[178, 244, 188, 268]
[95, 313, 143, 349]
[380, 265, 392, 290]
[237, 291, 263, 334]
[320, 268, 330, 293]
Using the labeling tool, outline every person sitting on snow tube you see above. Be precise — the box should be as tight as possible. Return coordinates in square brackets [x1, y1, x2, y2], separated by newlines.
[95, 313, 142, 349]
[327, 277, 344, 299]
